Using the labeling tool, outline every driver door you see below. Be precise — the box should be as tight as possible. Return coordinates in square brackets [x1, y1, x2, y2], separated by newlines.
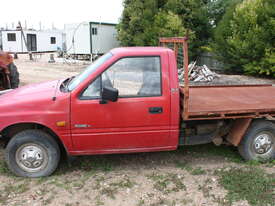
[70, 55, 172, 153]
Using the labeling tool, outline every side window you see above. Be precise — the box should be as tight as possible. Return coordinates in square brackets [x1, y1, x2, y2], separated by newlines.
[81, 76, 101, 98]
[7, 33, 16, 41]
[92, 27, 98, 35]
[81, 56, 161, 99]
[50, 37, 56, 44]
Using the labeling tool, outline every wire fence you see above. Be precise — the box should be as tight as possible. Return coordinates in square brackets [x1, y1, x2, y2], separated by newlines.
[164, 43, 185, 69]
[163, 41, 225, 72]
[197, 52, 225, 71]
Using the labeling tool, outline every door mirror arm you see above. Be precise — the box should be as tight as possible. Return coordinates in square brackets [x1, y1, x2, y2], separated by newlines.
[100, 87, 119, 104]
[99, 99, 108, 104]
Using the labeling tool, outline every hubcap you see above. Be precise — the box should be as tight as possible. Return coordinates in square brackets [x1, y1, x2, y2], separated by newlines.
[16, 144, 48, 173]
[253, 133, 273, 155]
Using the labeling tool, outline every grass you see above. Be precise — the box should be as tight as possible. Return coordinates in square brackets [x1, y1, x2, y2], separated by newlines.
[216, 167, 275, 206]
[7, 183, 29, 194]
[0, 160, 9, 175]
[0, 145, 274, 205]
[110, 177, 136, 189]
[147, 173, 186, 194]
[175, 160, 193, 171]
[198, 178, 231, 206]
[191, 167, 206, 175]
[78, 156, 114, 172]
[179, 144, 243, 163]
[175, 160, 206, 175]
[198, 178, 212, 199]
[93, 175, 136, 200]
[149, 199, 177, 206]
[0, 181, 30, 204]
[55, 155, 114, 175]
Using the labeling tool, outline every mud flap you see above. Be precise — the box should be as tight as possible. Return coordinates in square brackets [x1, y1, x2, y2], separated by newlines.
[226, 118, 252, 146]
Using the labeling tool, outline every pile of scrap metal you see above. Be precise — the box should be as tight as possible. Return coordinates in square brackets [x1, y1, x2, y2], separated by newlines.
[178, 61, 219, 82]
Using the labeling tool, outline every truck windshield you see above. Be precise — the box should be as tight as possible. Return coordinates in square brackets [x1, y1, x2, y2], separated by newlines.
[67, 52, 113, 91]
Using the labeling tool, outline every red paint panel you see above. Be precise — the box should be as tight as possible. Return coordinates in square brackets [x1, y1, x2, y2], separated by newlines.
[70, 49, 174, 152]
[0, 80, 72, 150]
[72, 130, 171, 151]
[188, 85, 275, 115]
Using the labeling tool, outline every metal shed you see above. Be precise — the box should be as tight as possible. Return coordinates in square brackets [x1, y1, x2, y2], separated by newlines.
[64, 21, 119, 58]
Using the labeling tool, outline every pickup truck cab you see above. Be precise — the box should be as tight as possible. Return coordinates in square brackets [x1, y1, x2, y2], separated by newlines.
[0, 47, 274, 177]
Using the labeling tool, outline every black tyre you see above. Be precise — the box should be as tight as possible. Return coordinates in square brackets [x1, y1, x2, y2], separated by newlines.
[5, 130, 60, 177]
[8, 62, 19, 88]
[238, 120, 275, 161]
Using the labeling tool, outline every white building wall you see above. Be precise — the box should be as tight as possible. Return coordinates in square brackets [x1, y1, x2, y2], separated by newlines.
[91, 23, 119, 54]
[1, 30, 63, 53]
[1, 31, 23, 52]
[36, 31, 63, 52]
[65, 22, 91, 54]
[64, 22, 120, 55]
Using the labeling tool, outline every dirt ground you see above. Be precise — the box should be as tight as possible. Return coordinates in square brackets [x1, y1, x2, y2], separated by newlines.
[0, 53, 274, 206]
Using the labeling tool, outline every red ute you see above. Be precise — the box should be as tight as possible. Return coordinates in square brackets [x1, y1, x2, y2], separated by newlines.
[0, 46, 274, 177]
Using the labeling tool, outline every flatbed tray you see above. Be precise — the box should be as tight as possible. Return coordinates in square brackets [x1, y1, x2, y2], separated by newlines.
[181, 84, 275, 120]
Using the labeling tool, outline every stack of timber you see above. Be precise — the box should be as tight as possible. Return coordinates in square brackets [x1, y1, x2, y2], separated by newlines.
[178, 61, 220, 82]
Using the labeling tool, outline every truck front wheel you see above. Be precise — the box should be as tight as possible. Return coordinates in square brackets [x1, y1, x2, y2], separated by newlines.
[5, 130, 60, 177]
[238, 120, 275, 161]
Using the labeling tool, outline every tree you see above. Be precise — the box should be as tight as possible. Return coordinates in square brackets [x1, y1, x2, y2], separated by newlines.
[117, 0, 211, 59]
[207, 0, 234, 27]
[212, 0, 275, 76]
[164, 0, 211, 58]
[117, 0, 160, 46]
[153, 10, 187, 40]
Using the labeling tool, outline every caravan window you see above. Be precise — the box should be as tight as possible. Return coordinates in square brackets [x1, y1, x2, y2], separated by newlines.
[50, 37, 56, 44]
[7, 33, 16, 41]
[92, 28, 98, 35]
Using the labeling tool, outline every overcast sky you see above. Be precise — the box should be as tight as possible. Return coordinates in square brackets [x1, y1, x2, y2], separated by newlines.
[0, 0, 124, 30]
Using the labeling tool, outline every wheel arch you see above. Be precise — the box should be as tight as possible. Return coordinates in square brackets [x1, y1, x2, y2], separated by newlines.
[0, 122, 68, 156]
[238, 118, 275, 161]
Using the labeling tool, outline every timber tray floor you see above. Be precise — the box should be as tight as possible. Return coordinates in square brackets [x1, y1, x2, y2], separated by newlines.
[182, 85, 275, 120]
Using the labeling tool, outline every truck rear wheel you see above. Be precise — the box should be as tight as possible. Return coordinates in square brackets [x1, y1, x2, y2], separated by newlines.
[5, 130, 60, 177]
[238, 120, 275, 161]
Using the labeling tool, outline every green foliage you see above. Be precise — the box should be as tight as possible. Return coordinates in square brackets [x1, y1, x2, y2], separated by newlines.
[244, 48, 275, 76]
[207, 0, 233, 27]
[117, 0, 160, 46]
[217, 167, 275, 206]
[154, 11, 187, 39]
[213, 0, 275, 76]
[117, 0, 211, 59]
[164, 0, 211, 58]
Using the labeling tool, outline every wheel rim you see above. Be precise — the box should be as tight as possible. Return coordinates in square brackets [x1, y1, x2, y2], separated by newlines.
[253, 132, 273, 155]
[15, 143, 48, 173]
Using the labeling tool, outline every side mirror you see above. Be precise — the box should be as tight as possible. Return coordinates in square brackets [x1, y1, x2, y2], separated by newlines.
[100, 87, 118, 104]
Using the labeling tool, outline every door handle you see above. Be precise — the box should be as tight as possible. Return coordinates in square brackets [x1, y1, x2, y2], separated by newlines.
[149, 107, 163, 114]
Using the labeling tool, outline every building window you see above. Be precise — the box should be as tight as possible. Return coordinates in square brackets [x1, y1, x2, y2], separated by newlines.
[92, 27, 98, 35]
[50, 37, 56, 44]
[7, 33, 16, 41]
